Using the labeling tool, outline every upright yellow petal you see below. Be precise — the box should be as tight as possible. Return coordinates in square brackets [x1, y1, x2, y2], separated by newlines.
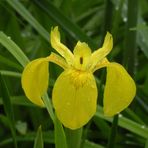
[50, 26, 74, 64]
[73, 41, 91, 70]
[52, 69, 97, 130]
[90, 32, 113, 70]
[103, 63, 136, 116]
[21, 58, 49, 106]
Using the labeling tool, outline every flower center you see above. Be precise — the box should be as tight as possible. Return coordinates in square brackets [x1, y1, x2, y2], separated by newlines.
[67, 69, 92, 89]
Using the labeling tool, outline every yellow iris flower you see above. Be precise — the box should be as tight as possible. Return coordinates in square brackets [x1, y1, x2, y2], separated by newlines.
[21, 26, 136, 130]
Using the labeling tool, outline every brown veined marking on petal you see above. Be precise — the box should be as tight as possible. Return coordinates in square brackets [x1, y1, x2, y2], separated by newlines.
[80, 57, 83, 65]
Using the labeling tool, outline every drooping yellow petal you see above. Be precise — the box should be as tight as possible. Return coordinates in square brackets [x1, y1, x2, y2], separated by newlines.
[90, 32, 113, 70]
[73, 41, 91, 70]
[50, 26, 74, 65]
[103, 63, 136, 116]
[52, 69, 97, 130]
[21, 58, 49, 106]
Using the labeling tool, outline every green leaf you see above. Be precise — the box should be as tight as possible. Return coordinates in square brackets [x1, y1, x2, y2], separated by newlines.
[42, 93, 55, 122]
[0, 70, 21, 77]
[0, 96, 33, 106]
[6, 0, 49, 41]
[0, 55, 22, 71]
[124, 108, 145, 124]
[137, 26, 148, 59]
[145, 139, 148, 148]
[0, 31, 29, 67]
[6, 0, 98, 49]
[123, 0, 138, 75]
[93, 116, 110, 138]
[0, 73, 18, 148]
[84, 140, 105, 148]
[54, 116, 68, 148]
[0, 114, 10, 128]
[65, 128, 82, 148]
[31, 0, 98, 49]
[0, 73, 14, 124]
[0, 131, 54, 146]
[96, 106, 148, 139]
[33, 126, 44, 148]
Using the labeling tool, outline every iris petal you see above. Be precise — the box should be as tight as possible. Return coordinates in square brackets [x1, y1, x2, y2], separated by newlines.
[103, 63, 136, 116]
[50, 26, 74, 64]
[52, 70, 97, 129]
[21, 58, 49, 106]
[90, 32, 113, 70]
[73, 41, 91, 70]
[73, 41, 91, 56]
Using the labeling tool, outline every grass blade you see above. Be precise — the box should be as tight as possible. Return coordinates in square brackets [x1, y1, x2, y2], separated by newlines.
[145, 139, 148, 148]
[32, 0, 98, 49]
[54, 116, 68, 148]
[0, 96, 34, 106]
[0, 31, 29, 67]
[0, 73, 18, 148]
[65, 128, 82, 148]
[0, 55, 22, 71]
[33, 126, 44, 148]
[123, 0, 138, 75]
[107, 115, 118, 148]
[84, 140, 105, 148]
[96, 107, 148, 139]
[7, 0, 98, 50]
[0, 70, 21, 77]
[42, 93, 55, 121]
[6, 0, 49, 41]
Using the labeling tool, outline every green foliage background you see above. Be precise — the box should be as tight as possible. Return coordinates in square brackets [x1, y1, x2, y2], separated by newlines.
[0, 0, 148, 148]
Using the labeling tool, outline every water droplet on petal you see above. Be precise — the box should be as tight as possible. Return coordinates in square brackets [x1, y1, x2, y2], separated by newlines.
[88, 98, 91, 102]
[66, 102, 70, 106]
[91, 85, 95, 89]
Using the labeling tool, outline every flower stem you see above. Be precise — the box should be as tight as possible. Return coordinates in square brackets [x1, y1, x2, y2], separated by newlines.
[65, 128, 82, 148]
[107, 115, 118, 148]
